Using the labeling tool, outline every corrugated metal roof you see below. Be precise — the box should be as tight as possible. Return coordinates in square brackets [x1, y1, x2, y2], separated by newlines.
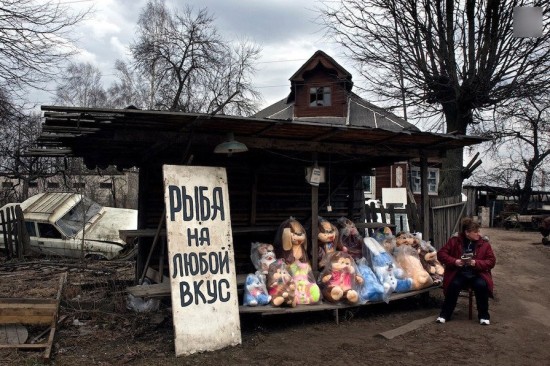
[23, 192, 82, 223]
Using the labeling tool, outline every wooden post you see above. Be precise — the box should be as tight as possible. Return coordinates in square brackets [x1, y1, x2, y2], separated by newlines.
[311, 153, 319, 274]
[311, 184, 319, 273]
[420, 154, 430, 238]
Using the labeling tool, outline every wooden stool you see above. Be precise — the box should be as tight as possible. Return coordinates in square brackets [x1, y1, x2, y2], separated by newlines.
[468, 288, 474, 320]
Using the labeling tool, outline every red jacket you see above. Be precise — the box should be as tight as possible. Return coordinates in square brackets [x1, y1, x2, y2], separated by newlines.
[437, 233, 496, 296]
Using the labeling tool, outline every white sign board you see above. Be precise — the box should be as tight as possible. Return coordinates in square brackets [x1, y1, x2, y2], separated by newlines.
[163, 165, 241, 356]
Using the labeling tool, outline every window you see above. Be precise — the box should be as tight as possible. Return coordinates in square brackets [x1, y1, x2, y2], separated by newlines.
[25, 221, 37, 237]
[47, 182, 59, 188]
[100, 182, 112, 189]
[2, 182, 13, 188]
[309, 87, 331, 106]
[57, 197, 102, 237]
[410, 167, 439, 194]
[28, 181, 38, 188]
[73, 182, 85, 189]
[362, 176, 374, 194]
[37, 223, 62, 239]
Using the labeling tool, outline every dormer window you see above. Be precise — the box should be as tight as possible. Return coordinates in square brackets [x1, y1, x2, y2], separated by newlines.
[309, 87, 331, 106]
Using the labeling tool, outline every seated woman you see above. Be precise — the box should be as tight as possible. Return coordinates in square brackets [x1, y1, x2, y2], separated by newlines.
[436, 217, 496, 325]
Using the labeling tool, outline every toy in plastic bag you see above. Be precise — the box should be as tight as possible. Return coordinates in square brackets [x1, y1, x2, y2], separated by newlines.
[317, 216, 343, 269]
[319, 251, 363, 304]
[363, 237, 413, 303]
[274, 217, 309, 265]
[355, 257, 385, 303]
[416, 238, 444, 285]
[243, 272, 271, 306]
[266, 259, 296, 307]
[288, 260, 321, 305]
[393, 243, 433, 290]
[336, 217, 364, 261]
[250, 242, 277, 276]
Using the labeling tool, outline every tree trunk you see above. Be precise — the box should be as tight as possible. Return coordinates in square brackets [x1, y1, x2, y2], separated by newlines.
[438, 103, 471, 197]
[439, 148, 464, 197]
[518, 167, 535, 214]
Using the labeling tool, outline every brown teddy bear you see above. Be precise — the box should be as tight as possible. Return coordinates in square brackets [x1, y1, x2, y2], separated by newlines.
[320, 251, 364, 304]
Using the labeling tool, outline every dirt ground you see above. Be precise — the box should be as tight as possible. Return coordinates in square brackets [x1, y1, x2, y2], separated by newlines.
[1, 227, 549, 366]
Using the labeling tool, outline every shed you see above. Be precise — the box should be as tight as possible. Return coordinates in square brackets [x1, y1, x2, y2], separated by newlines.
[29, 105, 485, 278]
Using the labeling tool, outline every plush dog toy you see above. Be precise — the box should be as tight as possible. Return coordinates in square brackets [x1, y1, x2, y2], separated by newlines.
[317, 216, 344, 269]
[243, 273, 272, 306]
[250, 242, 277, 276]
[266, 259, 296, 307]
[336, 216, 364, 261]
[320, 251, 364, 304]
[274, 217, 309, 264]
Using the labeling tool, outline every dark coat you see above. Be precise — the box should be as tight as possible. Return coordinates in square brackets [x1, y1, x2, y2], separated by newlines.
[437, 233, 496, 296]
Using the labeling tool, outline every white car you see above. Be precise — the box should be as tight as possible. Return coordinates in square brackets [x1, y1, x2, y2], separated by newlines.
[0, 192, 137, 260]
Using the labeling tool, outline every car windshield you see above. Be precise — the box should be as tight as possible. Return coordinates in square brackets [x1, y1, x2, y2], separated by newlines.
[56, 197, 102, 237]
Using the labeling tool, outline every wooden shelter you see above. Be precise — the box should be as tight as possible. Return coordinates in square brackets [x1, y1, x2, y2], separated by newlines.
[30, 105, 486, 279]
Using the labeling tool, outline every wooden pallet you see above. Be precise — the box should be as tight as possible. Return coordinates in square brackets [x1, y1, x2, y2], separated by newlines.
[0, 272, 66, 360]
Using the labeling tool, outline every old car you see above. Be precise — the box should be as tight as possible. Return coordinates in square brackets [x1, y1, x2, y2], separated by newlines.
[0, 192, 137, 260]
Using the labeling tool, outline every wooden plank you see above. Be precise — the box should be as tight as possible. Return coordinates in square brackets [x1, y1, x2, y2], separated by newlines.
[240, 285, 441, 316]
[0, 298, 57, 306]
[378, 315, 435, 339]
[126, 273, 248, 298]
[0, 315, 55, 325]
[0, 343, 48, 349]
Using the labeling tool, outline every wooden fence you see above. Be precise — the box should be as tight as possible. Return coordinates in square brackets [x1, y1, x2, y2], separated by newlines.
[0, 205, 29, 259]
[362, 201, 420, 236]
[429, 195, 466, 250]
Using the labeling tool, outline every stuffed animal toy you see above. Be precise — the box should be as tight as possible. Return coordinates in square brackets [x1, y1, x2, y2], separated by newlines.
[288, 260, 321, 305]
[319, 251, 364, 304]
[317, 216, 344, 269]
[363, 237, 413, 302]
[266, 259, 297, 307]
[243, 273, 272, 306]
[250, 242, 277, 276]
[415, 238, 444, 284]
[336, 217, 364, 261]
[390, 232, 433, 290]
[355, 258, 385, 303]
[274, 217, 309, 264]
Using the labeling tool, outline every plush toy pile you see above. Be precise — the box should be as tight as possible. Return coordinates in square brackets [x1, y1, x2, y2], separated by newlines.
[242, 215, 443, 307]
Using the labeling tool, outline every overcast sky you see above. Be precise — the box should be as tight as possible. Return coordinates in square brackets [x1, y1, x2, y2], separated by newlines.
[32, 0, 359, 111]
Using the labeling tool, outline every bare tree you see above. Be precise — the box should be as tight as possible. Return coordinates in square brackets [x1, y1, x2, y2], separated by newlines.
[107, 60, 150, 109]
[55, 62, 108, 107]
[470, 95, 550, 213]
[319, 0, 550, 196]
[0, 0, 88, 99]
[0, 110, 61, 203]
[130, 0, 262, 114]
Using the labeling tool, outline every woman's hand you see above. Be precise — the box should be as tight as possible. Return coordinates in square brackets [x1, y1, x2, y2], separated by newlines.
[455, 259, 464, 267]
